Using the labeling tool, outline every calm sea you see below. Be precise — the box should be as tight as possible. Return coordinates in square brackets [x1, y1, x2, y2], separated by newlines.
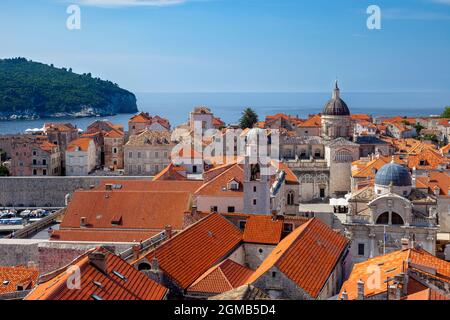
[0, 92, 448, 134]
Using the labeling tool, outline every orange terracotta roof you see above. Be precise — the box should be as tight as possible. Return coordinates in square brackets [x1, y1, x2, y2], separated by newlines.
[407, 148, 449, 170]
[195, 164, 244, 198]
[44, 123, 77, 132]
[440, 143, 450, 154]
[351, 114, 371, 121]
[54, 190, 192, 242]
[67, 138, 93, 152]
[38, 141, 57, 153]
[135, 213, 243, 289]
[298, 115, 321, 127]
[213, 117, 225, 126]
[50, 229, 159, 243]
[104, 128, 124, 138]
[129, 112, 151, 123]
[152, 163, 188, 181]
[25, 247, 167, 300]
[276, 161, 299, 185]
[94, 179, 203, 193]
[438, 118, 450, 127]
[243, 216, 283, 245]
[0, 266, 39, 295]
[187, 259, 254, 295]
[340, 248, 450, 300]
[247, 218, 349, 298]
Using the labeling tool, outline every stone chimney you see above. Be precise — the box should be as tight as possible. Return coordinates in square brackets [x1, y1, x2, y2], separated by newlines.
[152, 256, 159, 271]
[164, 225, 173, 239]
[401, 238, 410, 250]
[132, 244, 141, 260]
[357, 279, 365, 300]
[191, 205, 198, 217]
[272, 210, 278, 221]
[341, 289, 348, 300]
[88, 251, 107, 274]
[80, 217, 87, 228]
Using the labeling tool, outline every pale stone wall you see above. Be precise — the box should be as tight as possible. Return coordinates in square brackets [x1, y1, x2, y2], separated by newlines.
[196, 196, 243, 214]
[0, 176, 152, 207]
[437, 197, 450, 233]
[244, 243, 275, 270]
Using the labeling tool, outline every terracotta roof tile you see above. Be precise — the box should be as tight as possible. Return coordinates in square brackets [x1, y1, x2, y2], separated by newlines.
[298, 115, 321, 127]
[247, 218, 349, 298]
[54, 190, 192, 242]
[67, 138, 93, 152]
[340, 248, 450, 300]
[195, 164, 244, 197]
[135, 213, 243, 289]
[243, 216, 283, 245]
[25, 247, 167, 300]
[187, 259, 254, 295]
[0, 266, 39, 295]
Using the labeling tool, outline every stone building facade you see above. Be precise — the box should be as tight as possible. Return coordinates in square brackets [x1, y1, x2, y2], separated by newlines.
[344, 161, 438, 263]
[124, 130, 174, 176]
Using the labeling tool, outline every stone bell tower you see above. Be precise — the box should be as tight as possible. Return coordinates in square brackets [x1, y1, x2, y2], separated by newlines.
[243, 128, 271, 215]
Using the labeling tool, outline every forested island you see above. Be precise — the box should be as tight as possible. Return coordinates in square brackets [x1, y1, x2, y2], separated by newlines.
[0, 58, 138, 120]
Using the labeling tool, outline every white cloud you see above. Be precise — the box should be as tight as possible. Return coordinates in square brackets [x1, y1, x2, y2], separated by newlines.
[69, 0, 188, 7]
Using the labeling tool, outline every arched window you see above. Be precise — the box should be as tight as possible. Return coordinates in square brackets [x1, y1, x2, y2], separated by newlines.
[334, 149, 353, 163]
[376, 212, 404, 225]
[392, 213, 404, 225]
[376, 212, 389, 225]
[287, 191, 295, 206]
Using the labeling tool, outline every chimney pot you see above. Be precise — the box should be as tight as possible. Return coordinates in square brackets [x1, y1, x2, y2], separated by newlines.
[357, 279, 365, 300]
[164, 225, 173, 239]
[341, 290, 348, 300]
[80, 217, 87, 227]
[132, 244, 141, 260]
[191, 205, 198, 216]
[401, 238, 410, 250]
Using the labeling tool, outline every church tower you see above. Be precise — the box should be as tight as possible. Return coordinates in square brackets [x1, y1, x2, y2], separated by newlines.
[321, 81, 353, 140]
[243, 128, 271, 215]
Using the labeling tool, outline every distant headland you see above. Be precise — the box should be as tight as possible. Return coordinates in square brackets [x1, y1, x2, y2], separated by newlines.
[0, 57, 138, 120]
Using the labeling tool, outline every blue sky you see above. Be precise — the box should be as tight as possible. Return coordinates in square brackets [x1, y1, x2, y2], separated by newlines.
[0, 0, 450, 93]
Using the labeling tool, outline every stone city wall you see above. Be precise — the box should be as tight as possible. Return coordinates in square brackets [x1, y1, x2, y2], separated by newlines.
[0, 176, 152, 208]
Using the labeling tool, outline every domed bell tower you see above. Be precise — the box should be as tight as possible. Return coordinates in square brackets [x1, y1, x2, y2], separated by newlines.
[321, 81, 352, 140]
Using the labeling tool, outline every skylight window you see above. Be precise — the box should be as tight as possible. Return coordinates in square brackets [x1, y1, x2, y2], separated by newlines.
[93, 281, 103, 289]
[112, 270, 127, 282]
[91, 294, 103, 300]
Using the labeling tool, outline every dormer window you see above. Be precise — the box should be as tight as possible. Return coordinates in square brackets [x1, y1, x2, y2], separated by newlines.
[227, 179, 240, 191]
[111, 216, 123, 226]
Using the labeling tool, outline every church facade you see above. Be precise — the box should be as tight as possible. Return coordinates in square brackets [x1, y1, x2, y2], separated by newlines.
[284, 81, 370, 202]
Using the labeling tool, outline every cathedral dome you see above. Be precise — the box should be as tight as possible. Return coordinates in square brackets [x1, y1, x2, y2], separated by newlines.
[375, 162, 412, 187]
[322, 81, 350, 116]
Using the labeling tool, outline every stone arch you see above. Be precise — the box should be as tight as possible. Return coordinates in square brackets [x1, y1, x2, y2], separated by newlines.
[376, 212, 404, 225]
[137, 262, 152, 271]
[334, 149, 353, 163]
[287, 191, 295, 206]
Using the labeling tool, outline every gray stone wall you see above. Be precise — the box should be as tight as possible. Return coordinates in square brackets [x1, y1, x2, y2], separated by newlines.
[0, 239, 132, 273]
[0, 176, 152, 207]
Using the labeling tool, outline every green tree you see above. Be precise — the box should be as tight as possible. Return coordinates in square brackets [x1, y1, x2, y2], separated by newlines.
[239, 108, 259, 129]
[413, 123, 425, 135]
[442, 106, 450, 118]
[0, 165, 9, 176]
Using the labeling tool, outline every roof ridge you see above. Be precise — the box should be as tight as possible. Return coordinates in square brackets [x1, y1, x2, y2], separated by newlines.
[194, 164, 242, 194]
[218, 264, 234, 291]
